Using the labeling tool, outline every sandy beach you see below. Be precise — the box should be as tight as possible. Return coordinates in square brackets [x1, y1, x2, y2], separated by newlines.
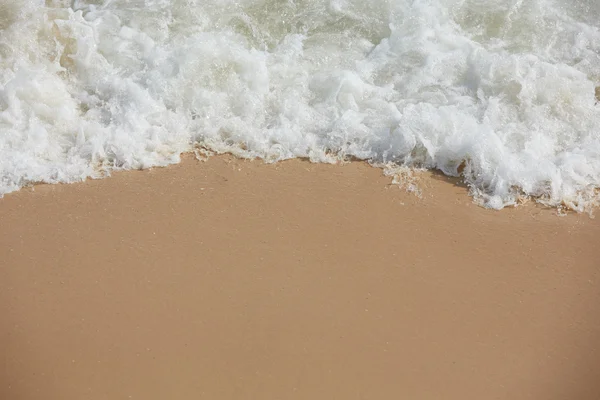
[1, 155, 599, 400]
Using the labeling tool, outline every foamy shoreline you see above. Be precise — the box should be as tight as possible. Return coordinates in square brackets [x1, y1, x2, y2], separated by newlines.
[2, 1, 600, 209]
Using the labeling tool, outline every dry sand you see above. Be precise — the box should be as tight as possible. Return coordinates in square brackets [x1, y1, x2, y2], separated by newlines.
[1, 155, 599, 400]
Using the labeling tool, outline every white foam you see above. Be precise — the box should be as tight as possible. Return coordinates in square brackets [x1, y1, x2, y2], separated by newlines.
[1, 0, 600, 210]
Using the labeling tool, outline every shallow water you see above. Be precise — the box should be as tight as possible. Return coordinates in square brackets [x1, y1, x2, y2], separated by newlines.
[1, 0, 600, 210]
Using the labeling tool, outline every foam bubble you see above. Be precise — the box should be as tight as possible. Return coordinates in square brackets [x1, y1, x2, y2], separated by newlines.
[1, 0, 600, 211]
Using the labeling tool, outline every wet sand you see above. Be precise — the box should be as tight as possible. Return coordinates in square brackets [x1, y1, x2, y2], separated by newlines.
[1, 155, 599, 400]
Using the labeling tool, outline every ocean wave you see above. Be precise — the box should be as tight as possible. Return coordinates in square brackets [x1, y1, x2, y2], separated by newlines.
[1, 0, 600, 210]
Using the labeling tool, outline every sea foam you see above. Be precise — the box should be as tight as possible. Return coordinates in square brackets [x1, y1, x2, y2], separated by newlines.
[1, 0, 600, 210]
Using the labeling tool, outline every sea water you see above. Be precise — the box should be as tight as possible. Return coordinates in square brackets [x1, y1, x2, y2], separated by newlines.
[1, 0, 600, 210]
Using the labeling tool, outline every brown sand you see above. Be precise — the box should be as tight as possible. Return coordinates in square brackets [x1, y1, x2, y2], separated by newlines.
[1, 155, 599, 400]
